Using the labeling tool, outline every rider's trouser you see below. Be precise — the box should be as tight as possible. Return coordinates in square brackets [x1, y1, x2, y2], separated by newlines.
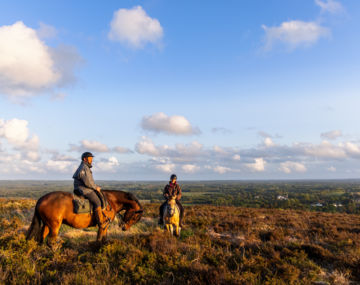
[159, 200, 184, 224]
[84, 191, 102, 209]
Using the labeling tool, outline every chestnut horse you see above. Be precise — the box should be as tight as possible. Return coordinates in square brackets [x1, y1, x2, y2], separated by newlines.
[26, 190, 143, 249]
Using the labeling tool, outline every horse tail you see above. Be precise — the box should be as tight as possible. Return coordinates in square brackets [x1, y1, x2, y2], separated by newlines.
[26, 205, 42, 242]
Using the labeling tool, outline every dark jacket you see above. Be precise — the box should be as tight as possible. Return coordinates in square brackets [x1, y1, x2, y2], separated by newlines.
[73, 161, 98, 195]
[163, 182, 182, 201]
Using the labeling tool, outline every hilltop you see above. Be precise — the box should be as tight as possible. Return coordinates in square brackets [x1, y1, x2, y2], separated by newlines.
[0, 198, 359, 284]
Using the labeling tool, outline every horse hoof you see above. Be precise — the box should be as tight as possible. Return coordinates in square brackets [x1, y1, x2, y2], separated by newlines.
[48, 240, 63, 251]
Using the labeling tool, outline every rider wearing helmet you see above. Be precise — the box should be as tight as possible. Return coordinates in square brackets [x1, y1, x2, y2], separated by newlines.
[159, 174, 184, 227]
[73, 152, 109, 229]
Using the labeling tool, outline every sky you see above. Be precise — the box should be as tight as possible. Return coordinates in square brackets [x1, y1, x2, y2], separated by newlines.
[0, 0, 360, 180]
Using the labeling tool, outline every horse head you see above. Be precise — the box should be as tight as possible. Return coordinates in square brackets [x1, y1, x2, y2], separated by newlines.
[166, 196, 177, 217]
[118, 209, 143, 231]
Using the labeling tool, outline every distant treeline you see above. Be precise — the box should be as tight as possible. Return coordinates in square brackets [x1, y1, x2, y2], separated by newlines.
[1, 180, 360, 214]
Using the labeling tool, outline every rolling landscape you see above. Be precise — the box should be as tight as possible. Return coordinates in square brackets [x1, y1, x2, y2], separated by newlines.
[1, 0, 360, 284]
[0, 181, 360, 284]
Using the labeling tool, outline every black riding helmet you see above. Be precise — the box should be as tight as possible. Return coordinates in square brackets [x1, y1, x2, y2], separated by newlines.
[81, 152, 94, 160]
[170, 174, 177, 181]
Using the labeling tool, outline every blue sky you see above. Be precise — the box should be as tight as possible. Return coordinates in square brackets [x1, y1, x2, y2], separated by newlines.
[0, 0, 360, 180]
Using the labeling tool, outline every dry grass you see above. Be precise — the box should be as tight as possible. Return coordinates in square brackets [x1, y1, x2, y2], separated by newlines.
[0, 199, 359, 284]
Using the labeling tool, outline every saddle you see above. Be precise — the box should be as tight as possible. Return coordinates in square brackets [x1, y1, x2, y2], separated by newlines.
[73, 190, 109, 214]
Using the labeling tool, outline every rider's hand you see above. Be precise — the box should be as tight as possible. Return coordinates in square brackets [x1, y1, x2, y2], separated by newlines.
[96, 186, 101, 192]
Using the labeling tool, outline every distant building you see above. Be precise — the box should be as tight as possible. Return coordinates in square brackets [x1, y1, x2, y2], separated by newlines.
[332, 203, 343, 207]
[311, 203, 323, 207]
[277, 195, 288, 201]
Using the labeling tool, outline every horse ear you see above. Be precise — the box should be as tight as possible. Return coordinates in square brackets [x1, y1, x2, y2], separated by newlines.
[135, 210, 143, 214]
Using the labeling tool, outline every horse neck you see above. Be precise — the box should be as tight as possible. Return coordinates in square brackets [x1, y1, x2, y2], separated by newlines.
[168, 198, 176, 205]
[103, 190, 142, 213]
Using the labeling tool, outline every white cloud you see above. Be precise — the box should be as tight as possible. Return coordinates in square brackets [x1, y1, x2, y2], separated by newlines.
[135, 137, 205, 163]
[0, 21, 81, 100]
[96, 156, 120, 172]
[81, 140, 109, 152]
[246, 158, 266, 172]
[0, 22, 59, 96]
[205, 165, 232, 174]
[108, 6, 163, 49]
[233, 154, 241, 161]
[113, 146, 133, 153]
[50, 152, 77, 162]
[46, 160, 73, 173]
[279, 161, 307, 174]
[320, 130, 342, 140]
[70, 140, 132, 155]
[181, 164, 200, 173]
[264, 137, 275, 147]
[135, 136, 161, 156]
[315, 0, 344, 14]
[141, 112, 200, 135]
[213, 165, 232, 174]
[343, 142, 360, 156]
[0, 118, 29, 146]
[213, 145, 227, 154]
[304, 141, 346, 159]
[23, 151, 40, 162]
[262, 20, 330, 50]
[155, 163, 175, 173]
[0, 118, 39, 150]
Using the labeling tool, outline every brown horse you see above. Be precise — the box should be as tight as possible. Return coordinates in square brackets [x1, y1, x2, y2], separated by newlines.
[26, 190, 143, 249]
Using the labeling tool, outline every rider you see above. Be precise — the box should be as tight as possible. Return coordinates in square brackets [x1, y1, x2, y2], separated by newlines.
[73, 152, 109, 229]
[159, 174, 184, 227]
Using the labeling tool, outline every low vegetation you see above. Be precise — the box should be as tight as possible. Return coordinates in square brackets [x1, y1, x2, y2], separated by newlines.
[0, 197, 359, 284]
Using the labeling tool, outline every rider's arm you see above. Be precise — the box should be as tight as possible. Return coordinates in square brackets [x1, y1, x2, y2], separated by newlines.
[176, 184, 182, 200]
[80, 167, 98, 190]
[163, 185, 170, 199]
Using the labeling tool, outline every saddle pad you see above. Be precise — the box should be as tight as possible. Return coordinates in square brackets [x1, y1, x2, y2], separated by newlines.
[72, 192, 109, 214]
[73, 195, 93, 214]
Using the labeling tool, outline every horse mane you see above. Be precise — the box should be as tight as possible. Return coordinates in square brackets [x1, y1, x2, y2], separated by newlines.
[103, 190, 142, 210]
[126, 192, 143, 210]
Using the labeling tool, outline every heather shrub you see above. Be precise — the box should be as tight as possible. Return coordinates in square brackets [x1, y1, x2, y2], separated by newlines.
[0, 199, 359, 284]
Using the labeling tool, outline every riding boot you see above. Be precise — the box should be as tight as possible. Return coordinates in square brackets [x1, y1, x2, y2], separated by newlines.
[179, 209, 185, 228]
[95, 207, 110, 229]
[176, 201, 185, 228]
[158, 203, 165, 225]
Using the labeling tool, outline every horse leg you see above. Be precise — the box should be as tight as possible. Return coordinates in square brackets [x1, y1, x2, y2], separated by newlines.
[176, 225, 181, 237]
[40, 225, 50, 244]
[170, 224, 174, 236]
[96, 226, 108, 242]
[165, 224, 171, 235]
[47, 221, 63, 250]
